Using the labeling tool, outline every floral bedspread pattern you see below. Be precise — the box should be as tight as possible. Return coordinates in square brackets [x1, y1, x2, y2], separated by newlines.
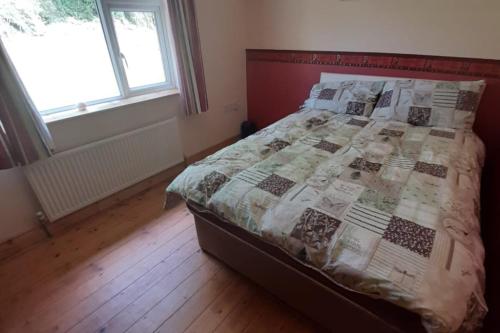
[166, 109, 487, 332]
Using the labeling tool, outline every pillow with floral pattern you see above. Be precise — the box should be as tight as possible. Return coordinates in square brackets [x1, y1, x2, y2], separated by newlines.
[304, 80, 385, 116]
[370, 79, 486, 129]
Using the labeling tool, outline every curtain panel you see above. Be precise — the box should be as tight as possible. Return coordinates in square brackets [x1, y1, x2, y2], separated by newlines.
[167, 0, 208, 115]
[0, 40, 54, 170]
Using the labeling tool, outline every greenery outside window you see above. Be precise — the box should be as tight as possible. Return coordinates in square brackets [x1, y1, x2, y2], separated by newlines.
[0, 0, 177, 115]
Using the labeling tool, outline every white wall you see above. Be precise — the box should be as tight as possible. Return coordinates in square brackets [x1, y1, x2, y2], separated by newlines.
[0, 168, 42, 240]
[245, 0, 500, 59]
[0, 0, 247, 242]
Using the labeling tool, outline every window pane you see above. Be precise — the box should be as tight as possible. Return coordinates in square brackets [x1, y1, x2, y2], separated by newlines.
[111, 11, 166, 89]
[0, 0, 119, 112]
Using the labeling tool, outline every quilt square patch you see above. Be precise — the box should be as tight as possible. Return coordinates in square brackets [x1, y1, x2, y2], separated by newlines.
[346, 102, 366, 115]
[413, 90, 432, 105]
[233, 168, 270, 185]
[291, 208, 341, 250]
[401, 141, 423, 159]
[305, 117, 328, 129]
[265, 138, 290, 152]
[313, 140, 342, 154]
[401, 175, 441, 206]
[385, 155, 416, 170]
[257, 174, 296, 197]
[357, 188, 399, 214]
[456, 90, 480, 112]
[382, 216, 436, 257]
[413, 161, 448, 178]
[381, 166, 412, 184]
[408, 107, 432, 126]
[344, 203, 391, 235]
[369, 177, 403, 198]
[429, 129, 456, 140]
[348, 158, 382, 173]
[347, 118, 370, 127]
[432, 90, 459, 109]
[318, 88, 337, 100]
[379, 128, 405, 137]
[339, 168, 376, 187]
[315, 195, 350, 219]
[366, 240, 428, 292]
[376, 90, 393, 108]
[328, 224, 380, 271]
[197, 171, 230, 199]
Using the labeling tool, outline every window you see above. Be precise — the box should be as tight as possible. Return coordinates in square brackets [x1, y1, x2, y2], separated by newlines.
[0, 0, 176, 115]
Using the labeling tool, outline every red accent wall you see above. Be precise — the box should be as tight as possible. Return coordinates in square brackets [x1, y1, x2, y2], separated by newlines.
[246, 49, 500, 332]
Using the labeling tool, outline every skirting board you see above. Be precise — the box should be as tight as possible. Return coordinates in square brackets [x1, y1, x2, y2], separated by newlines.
[0, 135, 240, 263]
[184, 136, 240, 165]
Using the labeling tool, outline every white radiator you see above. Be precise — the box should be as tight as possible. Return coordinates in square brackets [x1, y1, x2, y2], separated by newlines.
[24, 118, 184, 222]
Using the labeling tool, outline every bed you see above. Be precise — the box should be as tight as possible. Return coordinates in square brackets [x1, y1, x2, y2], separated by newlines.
[166, 71, 488, 332]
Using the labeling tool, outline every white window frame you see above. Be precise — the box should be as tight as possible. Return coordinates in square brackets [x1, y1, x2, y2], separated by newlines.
[41, 0, 176, 115]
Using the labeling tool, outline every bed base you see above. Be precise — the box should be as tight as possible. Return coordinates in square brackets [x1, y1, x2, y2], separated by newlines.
[188, 202, 426, 333]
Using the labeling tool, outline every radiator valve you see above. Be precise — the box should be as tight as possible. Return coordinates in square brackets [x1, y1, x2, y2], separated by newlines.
[36, 211, 52, 238]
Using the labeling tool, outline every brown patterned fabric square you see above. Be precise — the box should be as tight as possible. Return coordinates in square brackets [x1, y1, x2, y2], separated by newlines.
[347, 118, 370, 127]
[414, 161, 448, 178]
[257, 174, 296, 197]
[429, 129, 456, 140]
[197, 171, 230, 199]
[314, 140, 342, 154]
[376, 90, 393, 108]
[266, 138, 290, 152]
[408, 107, 432, 126]
[349, 158, 382, 173]
[383, 216, 436, 257]
[379, 128, 405, 137]
[346, 102, 366, 115]
[456, 90, 480, 112]
[317, 88, 337, 100]
[291, 208, 341, 250]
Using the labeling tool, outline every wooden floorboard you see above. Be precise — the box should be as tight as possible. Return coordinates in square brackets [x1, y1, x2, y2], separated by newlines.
[0, 183, 319, 333]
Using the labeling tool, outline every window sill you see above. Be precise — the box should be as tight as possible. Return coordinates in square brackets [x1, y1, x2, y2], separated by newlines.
[43, 89, 180, 124]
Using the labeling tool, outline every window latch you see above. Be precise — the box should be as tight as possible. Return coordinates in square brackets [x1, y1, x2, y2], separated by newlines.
[120, 52, 129, 68]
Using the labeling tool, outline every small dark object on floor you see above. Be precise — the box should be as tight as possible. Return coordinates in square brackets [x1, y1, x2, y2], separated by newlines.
[241, 121, 257, 139]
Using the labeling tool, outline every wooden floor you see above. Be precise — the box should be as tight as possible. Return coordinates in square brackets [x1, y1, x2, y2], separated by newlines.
[0, 184, 321, 333]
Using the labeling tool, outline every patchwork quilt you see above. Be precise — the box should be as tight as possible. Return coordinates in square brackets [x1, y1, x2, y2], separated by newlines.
[166, 108, 487, 332]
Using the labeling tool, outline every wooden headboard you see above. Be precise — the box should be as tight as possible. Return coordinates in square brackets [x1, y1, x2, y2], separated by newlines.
[246, 49, 500, 332]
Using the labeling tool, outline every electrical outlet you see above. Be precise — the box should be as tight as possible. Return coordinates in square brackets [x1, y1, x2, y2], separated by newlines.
[224, 102, 240, 113]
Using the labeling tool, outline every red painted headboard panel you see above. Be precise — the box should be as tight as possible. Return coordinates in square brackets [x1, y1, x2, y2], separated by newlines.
[246, 49, 500, 332]
[247, 49, 500, 154]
